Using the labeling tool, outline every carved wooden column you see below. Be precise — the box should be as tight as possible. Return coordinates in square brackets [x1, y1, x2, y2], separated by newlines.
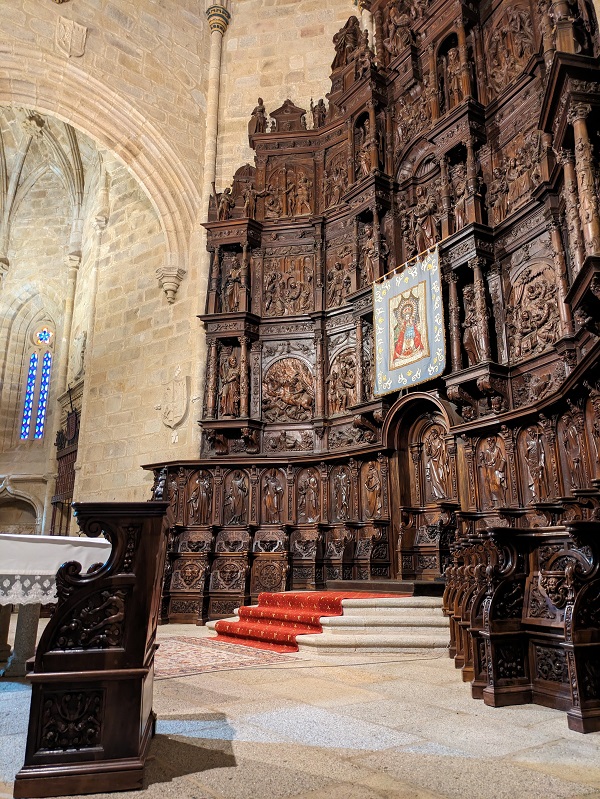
[214, 467, 224, 526]
[546, 216, 574, 336]
[367, 100, 378, 173]
[249, 466, 260, 525]
[372, 204, 382, 280]
[550, 0, 577, 53]
[472, 26, 487, 105]
[241, 243, 250, 312]
[208, 246, 221, 313]
[250, 341, 261, 418]
[568, 103, 600, 257]
[373, 7, 385, 63]
[439, 156, 452, 239]
[538, 0, 556, 67]
[385, 109, 394, 176]
[558, 149, 585, 276]
[355, 319, 364, 403]
[470, 257, 492, 360]
[447, 272, 462, 372]
[205, 339, 219, 419]
[347, 119, 355, 185]
[314, 225, 325, 312]
[539, 414, 561, 499]
[352, 216, 361, 291]
[359, 0, 374, 43]
[239, 335, 249, 418]
[315, 326, 326, 418]
[427, 45, 440, 120]
[456, 16, 472, 100]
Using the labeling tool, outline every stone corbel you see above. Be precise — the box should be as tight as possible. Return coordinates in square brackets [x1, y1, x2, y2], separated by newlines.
[156, 259, 187, 303]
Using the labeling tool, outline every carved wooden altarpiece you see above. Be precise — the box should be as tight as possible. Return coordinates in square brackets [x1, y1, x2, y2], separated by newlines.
[148, 0, 600, 730]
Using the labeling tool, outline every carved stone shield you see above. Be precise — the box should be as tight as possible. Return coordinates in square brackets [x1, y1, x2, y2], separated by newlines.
[162, 374, 189, 429]
[56, 17, 87, 58]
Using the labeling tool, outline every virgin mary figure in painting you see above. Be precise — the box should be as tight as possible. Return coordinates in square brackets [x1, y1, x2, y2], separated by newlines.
[393, 298, 424, 361]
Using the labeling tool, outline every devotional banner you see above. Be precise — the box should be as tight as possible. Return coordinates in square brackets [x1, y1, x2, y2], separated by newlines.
[373, 246, 445, 396]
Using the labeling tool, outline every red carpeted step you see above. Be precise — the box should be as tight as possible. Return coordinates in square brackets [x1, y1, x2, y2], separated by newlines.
[213, 590, 407, 652]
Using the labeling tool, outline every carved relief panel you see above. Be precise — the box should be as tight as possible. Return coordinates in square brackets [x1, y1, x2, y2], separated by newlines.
[263, 249, 314, 316]
[186, 470, 214, 526]
[477, 434, 508, 509]
[265, 161, 314, 218]
[330, 465, 352, 522]
[483, 3, 535, 99]
[262, 357, 315, 422]
[223, 469, 249, 525]
[297, 467, 321, 523]
[261, 468, 286, 524]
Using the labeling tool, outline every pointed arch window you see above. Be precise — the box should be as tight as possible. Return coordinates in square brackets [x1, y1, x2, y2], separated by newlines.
[20, 326, 54, 440]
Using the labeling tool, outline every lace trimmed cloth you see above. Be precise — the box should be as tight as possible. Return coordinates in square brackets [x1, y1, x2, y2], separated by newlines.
[0, 533, 112, 605]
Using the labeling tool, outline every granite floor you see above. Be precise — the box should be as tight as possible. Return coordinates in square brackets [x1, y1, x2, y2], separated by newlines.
[1, 622, 600, 799]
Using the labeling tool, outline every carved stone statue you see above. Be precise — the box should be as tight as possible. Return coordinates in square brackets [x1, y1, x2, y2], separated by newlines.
[331, 16, 361, 70]
[479, 435, 507, 507]
[424, 427, 449, 500]
[71, 329, 87, 381]
[263, 469, 284, 523]
[524, 427, 549, 501]
[298, 471, 319, 522]
[365, 462, 382, 518]
[219, 354, 241, 418]
[224, 470, 248, 524]
[248, 98, 267, 135]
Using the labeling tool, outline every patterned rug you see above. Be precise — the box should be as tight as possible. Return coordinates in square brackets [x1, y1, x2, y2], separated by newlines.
[154, 635, 297, 679]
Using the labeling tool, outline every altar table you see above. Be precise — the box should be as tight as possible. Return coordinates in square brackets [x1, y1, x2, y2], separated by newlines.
[0, 533, 112, 677]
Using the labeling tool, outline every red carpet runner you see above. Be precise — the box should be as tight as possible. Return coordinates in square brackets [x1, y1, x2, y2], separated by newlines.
[213, 591, 403, 652]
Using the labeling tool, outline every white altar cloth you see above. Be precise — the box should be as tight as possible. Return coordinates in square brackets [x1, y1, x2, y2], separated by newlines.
[0, 534, 112, 604]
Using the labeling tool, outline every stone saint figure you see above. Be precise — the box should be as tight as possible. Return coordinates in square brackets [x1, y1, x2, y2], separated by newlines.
[298, 472, 319, 522]
[264, 470, 284, 523]
[219, 355, 240, 418]
[365, 462, 382, 519]
[225, 470, 248, 524]
[425, 427, 449, 500]
[524, 427, 548, 501]
[479, 435, 507, 507]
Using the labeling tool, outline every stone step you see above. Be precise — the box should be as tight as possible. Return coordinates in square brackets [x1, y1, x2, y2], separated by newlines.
[341, 597, 442, 613]
[326, 580, 445, 596]
[296, 632, 449, 653]
[319, 615, 449, 631]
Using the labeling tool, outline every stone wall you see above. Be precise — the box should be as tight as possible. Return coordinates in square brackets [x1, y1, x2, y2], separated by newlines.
[216, 0, 356, 186]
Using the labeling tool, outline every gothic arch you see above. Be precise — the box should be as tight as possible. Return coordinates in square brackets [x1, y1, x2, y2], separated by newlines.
[0, 43, 200, 278]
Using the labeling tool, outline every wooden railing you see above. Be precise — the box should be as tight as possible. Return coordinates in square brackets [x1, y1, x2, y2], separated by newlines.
[14, 501, 169, 799]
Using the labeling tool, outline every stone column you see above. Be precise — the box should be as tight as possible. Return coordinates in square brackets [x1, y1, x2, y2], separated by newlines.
[239, 335, 249, 418]
[0, 604, 40, 678]
[470, 257, 492, 360]
[568, 103, 600, 256]
[456, 16, 472, 100]
[547, 218, 574, 336]
[447, 273, 462, 371]
[201, 3, 231, 218]
[558, 149, 585, 275]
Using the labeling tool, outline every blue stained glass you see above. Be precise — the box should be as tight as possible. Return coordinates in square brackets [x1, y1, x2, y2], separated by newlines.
[20, 353, 38, 439]
[34, 352, 52, 439]
[35, 328, 52, 345]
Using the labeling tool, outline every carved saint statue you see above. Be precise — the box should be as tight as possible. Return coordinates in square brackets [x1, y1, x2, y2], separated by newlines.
[248, 97, 267, 135]
[524, 427, 549, 501]
[311, 98, 327, 129]
[222, 256, 242, 312]
[411, 185, 438, 252]
[462, 285, 483, 366]
[446, 48, 462, 109]
[488, 167, 509, 226]
[243, 186, 268, 219]
[263, 470, 284, 523]
[384, 0, 413, 56]
[295, 175, 312, 215]
[224, 470, 248, 524]
[361, 223, 377, 284]
[563, 416, 584, 489]
[333, 468, 350, 520]
[219, 354, 240, 418]
[298, 471, 320, 522]
[216, 186, 235, 221]
[452, 163, 468, 231]
[425, 427, 449, 500]
[331, 16, 361, 71]
[365, 462, 382, 519]
[327, 261, 350, 307]
[479, 435, 507, 507]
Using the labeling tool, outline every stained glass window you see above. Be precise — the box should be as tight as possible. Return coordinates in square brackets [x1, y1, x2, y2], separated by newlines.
[34, 352, 52, 439]
[20, 353, 38, 439]
[20, 325, 54, 441]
